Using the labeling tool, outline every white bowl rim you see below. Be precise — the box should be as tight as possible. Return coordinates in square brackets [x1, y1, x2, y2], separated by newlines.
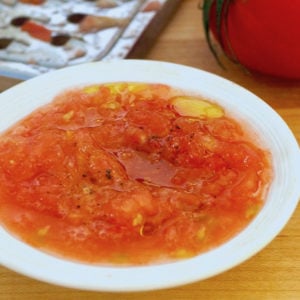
[0, 59, 299, 292]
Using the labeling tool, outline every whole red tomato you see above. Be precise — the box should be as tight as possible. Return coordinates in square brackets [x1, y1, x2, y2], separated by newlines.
[203, 0, 300, 79]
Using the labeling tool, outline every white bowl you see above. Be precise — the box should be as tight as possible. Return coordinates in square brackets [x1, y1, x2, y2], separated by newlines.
[0, 60, 299, 292]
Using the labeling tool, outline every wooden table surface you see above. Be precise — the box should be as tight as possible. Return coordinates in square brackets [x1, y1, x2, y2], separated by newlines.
[0, 1, 299, 299]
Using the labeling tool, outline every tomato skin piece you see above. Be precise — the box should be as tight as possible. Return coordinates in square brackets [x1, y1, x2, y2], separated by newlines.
[207, 0, 300, 79]
[21, 21, 52, 42]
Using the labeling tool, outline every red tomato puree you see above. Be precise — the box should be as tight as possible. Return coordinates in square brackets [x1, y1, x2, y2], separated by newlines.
[0, 83, 272, 265]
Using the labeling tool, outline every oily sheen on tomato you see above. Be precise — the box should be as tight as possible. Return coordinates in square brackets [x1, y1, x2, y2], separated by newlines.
[205, 0, 300, 79]
[0, 83, 272, 265]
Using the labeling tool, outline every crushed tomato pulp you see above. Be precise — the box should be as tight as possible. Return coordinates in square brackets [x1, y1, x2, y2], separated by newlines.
[0, 83, 272, 265]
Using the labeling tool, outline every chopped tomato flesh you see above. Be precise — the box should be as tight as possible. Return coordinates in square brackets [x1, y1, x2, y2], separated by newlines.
[0, 83, 272, 265]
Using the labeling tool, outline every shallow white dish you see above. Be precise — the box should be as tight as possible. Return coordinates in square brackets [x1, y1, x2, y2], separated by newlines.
[0, 60, 299, 292]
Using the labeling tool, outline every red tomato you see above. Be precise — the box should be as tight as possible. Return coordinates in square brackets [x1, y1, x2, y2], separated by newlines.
[203, 0, 300, 79]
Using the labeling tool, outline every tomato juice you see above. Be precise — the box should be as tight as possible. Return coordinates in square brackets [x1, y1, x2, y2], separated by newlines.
[0, 83, 272, 265]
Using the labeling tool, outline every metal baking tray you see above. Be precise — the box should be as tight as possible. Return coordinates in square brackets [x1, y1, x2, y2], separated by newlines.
[0, 0, 180, 79]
